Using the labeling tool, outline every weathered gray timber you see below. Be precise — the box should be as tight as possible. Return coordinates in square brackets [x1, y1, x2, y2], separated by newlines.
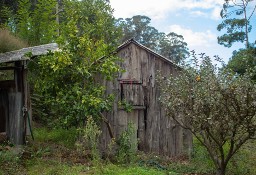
[101, 39, 192, 157]
[0, 43, 58, 63]
[0, 43, 58, 145]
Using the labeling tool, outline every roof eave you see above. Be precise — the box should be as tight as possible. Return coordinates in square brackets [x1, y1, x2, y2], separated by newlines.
[0, 43, 58, 63]
[117, 38, 182, 70]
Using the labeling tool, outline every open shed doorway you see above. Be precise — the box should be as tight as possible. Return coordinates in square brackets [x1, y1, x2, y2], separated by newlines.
[0, 64, 15, 134]
[0, 90, 8, 132]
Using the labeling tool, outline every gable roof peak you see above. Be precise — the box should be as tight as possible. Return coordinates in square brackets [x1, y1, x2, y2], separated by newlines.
[117, 39, 180, 68]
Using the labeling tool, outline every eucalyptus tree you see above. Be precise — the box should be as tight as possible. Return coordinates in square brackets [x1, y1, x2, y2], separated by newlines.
[16, 0, 57, 45]
[117, 15, 159, 49]
[218, 0, 256, 79]
[117, 15, 189, 64]
[217, 0, 256, 48]
[158, 32, 189, 64]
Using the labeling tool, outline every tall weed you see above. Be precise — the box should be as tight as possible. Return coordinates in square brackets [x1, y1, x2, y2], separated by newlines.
[0, 28, 27, 53]
[76, 116, 102, 163]
[116, 123, 137, 164]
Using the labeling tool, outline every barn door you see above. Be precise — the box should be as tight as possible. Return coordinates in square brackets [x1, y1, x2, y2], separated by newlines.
[119, 79, 146, 151]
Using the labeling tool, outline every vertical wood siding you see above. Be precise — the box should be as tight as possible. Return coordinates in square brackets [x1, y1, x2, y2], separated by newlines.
[101, 42, 192, 157]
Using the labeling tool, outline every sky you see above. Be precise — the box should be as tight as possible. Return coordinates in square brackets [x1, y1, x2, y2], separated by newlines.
[109, 0, 249, 64]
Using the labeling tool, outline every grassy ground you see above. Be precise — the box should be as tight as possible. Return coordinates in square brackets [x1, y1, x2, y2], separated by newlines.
[0, 127, 255, 175]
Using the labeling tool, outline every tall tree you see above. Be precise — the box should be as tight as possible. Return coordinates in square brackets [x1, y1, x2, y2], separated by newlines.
[218, 0, 256, 79]
[16, 0, 57, 45]
[117, 15, 159, 49]
[217, 0, 256, 48]
[29, 0, 121, 127]
[117, 15, 189, 64]
[227, 48, 256, 80]
[0, 0, 18, 25]
[158, 32, 189, 64]
[1, 0, 58, 46]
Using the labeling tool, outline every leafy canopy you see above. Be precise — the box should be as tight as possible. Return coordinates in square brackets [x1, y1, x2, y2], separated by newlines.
[227, 48, 256, 80]
[217, 0, 255, 48]
[29, 0, 121, 127]
[117, 15, 189, 64]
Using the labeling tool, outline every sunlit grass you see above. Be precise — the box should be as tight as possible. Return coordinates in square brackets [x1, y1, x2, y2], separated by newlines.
[33, 127, 77, 148]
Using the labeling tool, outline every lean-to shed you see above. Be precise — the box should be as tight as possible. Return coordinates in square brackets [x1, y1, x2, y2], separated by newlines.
[101, 39, 192, 157]
[0, 43, 58, 145]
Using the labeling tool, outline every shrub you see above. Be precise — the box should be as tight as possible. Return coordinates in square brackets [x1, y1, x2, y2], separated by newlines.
[0, 28, 27, 53]
[76, 116, 102, 162]
[116, 123, 137, 164]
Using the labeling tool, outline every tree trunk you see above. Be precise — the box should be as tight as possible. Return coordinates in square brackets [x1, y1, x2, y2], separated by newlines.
[216, 163, 227, 175]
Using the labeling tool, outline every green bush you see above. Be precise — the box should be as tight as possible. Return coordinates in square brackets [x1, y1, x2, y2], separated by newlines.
[116, 123, 137, 164]
[76, 116, 102, 162]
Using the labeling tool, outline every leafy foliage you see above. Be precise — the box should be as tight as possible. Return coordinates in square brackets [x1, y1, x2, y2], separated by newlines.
[116, 123, 137, 164]
[29, 0, 121, 128]
[159, 53, 256, 175]
[227, 47, 256, 80]
[117, 15, 189, 64]
[0, 0, 18, 26]
[76, 116, 101, 161]
[217, 0, 255, 48]
[16, 0, 57, 45]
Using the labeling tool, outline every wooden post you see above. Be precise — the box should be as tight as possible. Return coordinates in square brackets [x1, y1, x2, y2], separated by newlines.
[7, 61, 25, 145]
[8, 92, 24, 145]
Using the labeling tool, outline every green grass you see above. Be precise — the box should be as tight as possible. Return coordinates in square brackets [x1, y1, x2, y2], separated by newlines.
[227, 140, 256, 175]
[33, 127, 77, 148]
[93, 163, 167, 175]
[25, 159, 85, 175]
[1, 127, 256, 175]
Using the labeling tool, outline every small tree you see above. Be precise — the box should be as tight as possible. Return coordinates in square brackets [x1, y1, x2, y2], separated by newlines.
[159, 53, 256, 175]
[29, 0, 121, 128]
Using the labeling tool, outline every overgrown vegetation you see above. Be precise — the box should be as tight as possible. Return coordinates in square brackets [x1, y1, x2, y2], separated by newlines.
[1, 126, 255, 175]
[0, 28, 27, 53]
[0, 0, 255, 175]
[159, 52, 256, 175]
[76, 116, 102, 163]
[116, 123, 137, 164]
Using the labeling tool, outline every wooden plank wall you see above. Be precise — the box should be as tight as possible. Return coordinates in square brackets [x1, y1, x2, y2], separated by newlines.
[8, 92, 24, 144]
[0, 61, 27, 145]
[100, 42, 192, 157]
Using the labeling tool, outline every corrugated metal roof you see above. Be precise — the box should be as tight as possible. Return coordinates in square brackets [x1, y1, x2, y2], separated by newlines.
[0, 43, 58, 63]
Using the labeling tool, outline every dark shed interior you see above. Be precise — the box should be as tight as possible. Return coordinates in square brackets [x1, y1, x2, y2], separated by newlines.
[0, 43, 58, 145]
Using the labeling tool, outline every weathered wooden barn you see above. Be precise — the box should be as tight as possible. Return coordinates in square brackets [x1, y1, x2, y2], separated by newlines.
[101, 39, 192, 157]
[0, 40, 191, 157]
[0, 43, 58, 145]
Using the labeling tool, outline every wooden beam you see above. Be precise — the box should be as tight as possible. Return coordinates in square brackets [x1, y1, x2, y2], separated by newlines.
[0, 66, 19, 70]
